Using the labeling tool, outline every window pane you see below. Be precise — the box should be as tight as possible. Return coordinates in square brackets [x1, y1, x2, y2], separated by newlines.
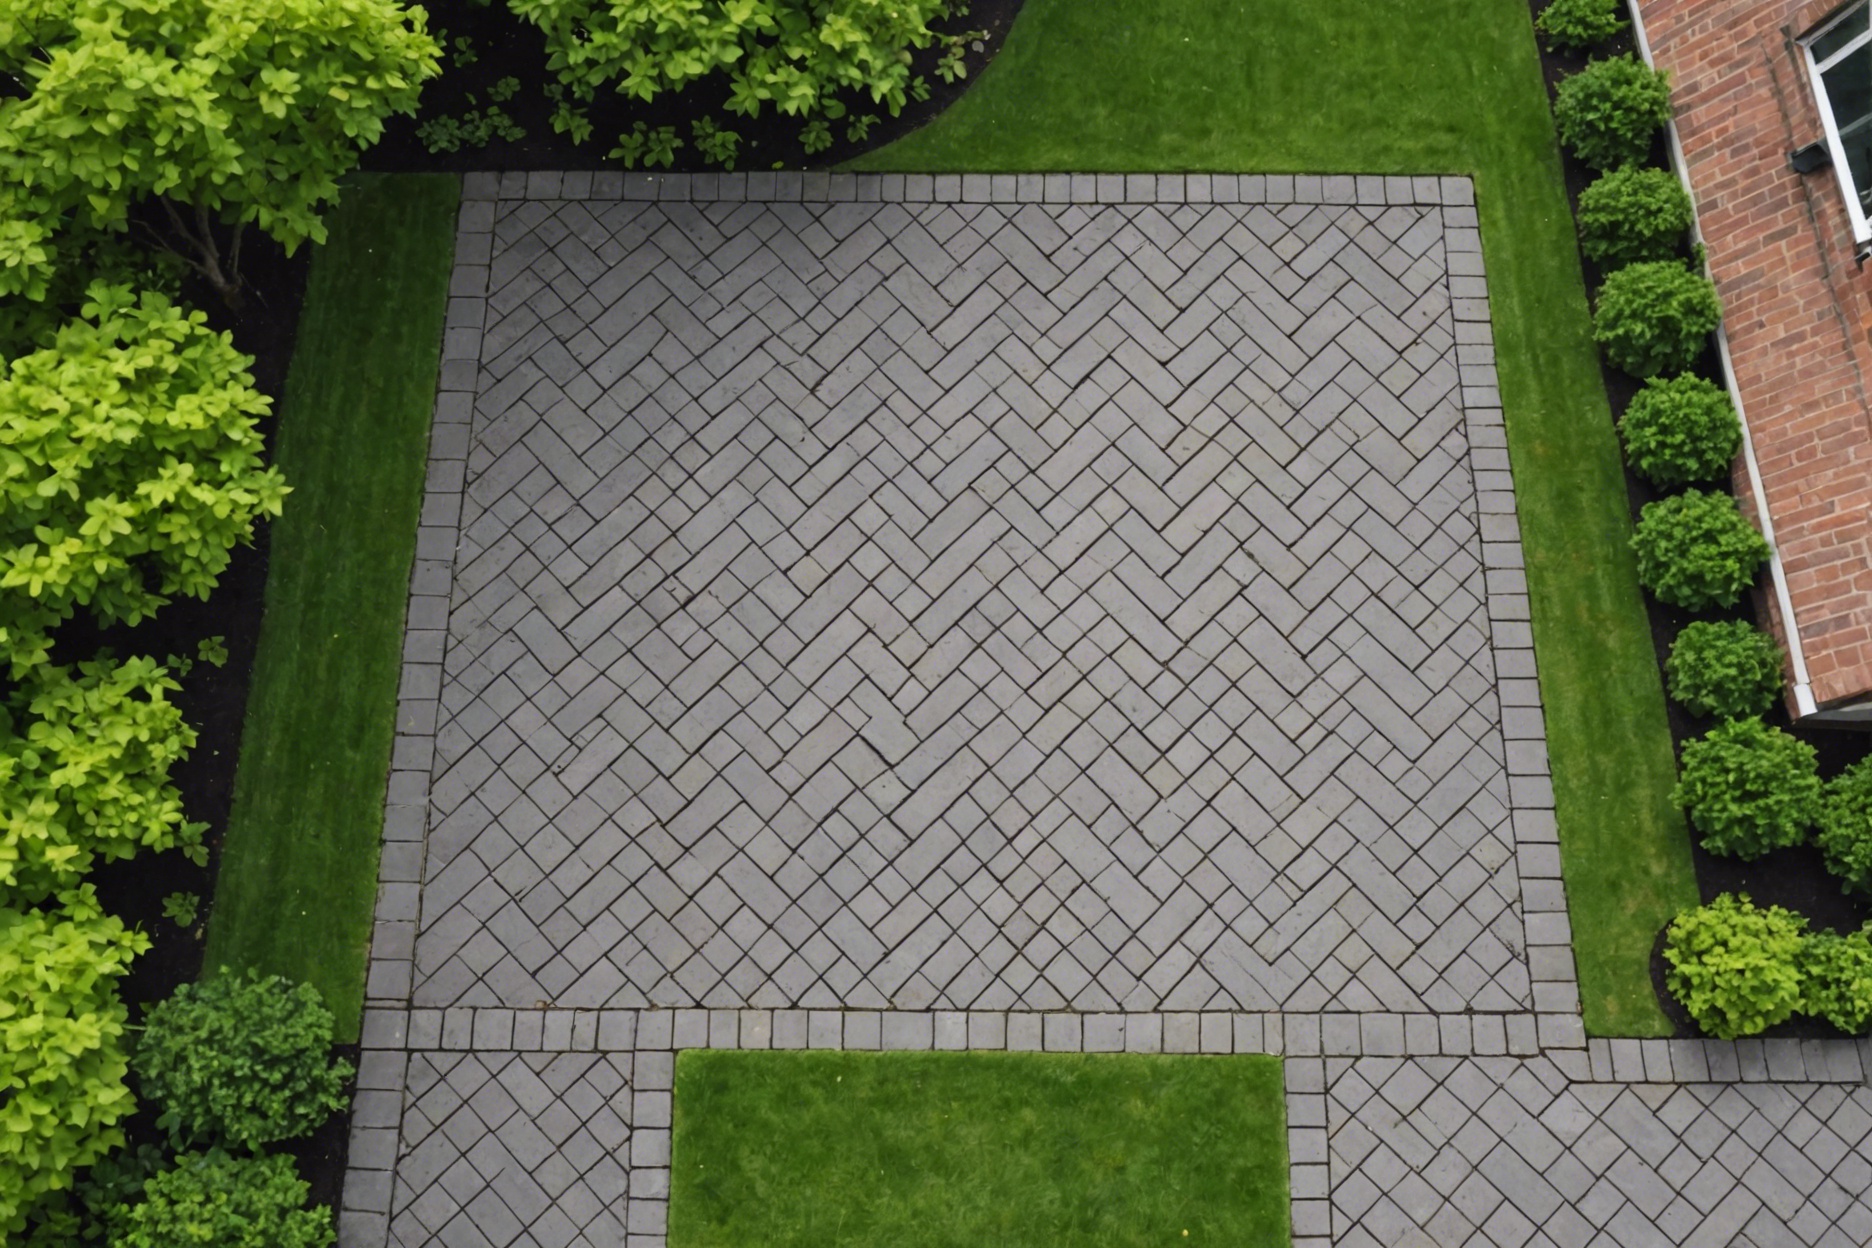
[1813, 1, 1868, 64]
[1825, 50, 1872, 204]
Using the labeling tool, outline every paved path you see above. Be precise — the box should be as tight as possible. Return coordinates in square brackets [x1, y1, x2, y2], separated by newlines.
[339, 172, 1872, 1248]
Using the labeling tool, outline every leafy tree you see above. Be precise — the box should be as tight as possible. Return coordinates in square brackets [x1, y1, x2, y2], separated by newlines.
[1629, 488, 1769, 611]
[1817, 756, 1872, 895]
[0, 885, 149, 1236]
[1619, 373, 1740, 487]
[1672, 717, 1820, 859]
[511, 0, 950, 117]
[1663, 619, 1783, 720]
[0, 0, 441, 305]
[1663, 893, 1806, 1039]
[1552, 54, 1672, 170]
[0, 656, 202, 901]
[0, 284, 288, 671]
[1576, 167, 1695, 270]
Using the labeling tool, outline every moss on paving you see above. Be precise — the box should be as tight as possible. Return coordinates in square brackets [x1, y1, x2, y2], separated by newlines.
[670, 1050, 1290, 1247]
[204, 173, 460, 1041]
[854, 0, 1696, 1034]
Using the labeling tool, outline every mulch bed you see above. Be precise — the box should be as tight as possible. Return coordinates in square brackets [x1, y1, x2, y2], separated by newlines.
[58, 0, 1027, 1224]
[1525, 2, 1872, 1038]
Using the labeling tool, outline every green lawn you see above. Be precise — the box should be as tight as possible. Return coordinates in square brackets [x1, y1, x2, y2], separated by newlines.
[670, 1050, 1289, 1247]
[204, 173, 460, 1041]
[856, 0, 1696, 1034]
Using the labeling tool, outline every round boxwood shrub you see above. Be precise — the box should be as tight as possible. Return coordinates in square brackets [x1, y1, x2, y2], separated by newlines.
[1664, 619, 1784, 720]
[1672, 717, 1820, 858]
[1630, 488, 1770, 611]
[1535, 0, 1628, 50]
[131, 969, 353, 1151]
[109, 1151, 332, 1248]
[1664, 893, 1807, 1039]
[1593, 260, 1723, 377]
[1800, 928, 1872, 1034]
[1619, 373, 1741, 486]
[1553, 55, 1673, 170]
[1816, 755, 1872, 895]
[1577, 167, 1695, 268]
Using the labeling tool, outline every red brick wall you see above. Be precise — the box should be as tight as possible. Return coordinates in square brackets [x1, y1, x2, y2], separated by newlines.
[1638, 0, 1872, 709]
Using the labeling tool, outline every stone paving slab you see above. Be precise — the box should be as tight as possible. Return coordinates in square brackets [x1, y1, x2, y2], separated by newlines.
[405, 176, 1549, 1024]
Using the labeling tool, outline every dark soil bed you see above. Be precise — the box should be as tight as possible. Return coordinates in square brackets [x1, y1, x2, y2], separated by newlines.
[362, 0, 1027, 175]
[1527, 2, 1872, 1038]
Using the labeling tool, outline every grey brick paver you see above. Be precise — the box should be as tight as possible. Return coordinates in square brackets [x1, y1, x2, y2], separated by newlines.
[340, 175, 1869, 1248]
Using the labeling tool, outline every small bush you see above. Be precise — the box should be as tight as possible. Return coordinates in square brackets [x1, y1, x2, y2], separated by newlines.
[0, 887, 149, 1236]
[1577, 167, 1694, 269]
[1535, 0, 1628, 50]
[1665, 619, 1784, 720]
[1619, 373, 1741, 487]
[132, 969, 353, 1151]
[1816, 756, 1872, 895]
[1630, 488, 1769, 611]
[109, 1151, 332, 1248]
[1664, 894, 1807, 1038]
[1593, 260, 1722, 377]
[1800, 929, 1872, 1034]
[1672, 717, 1820, 858]
[1553, 55, 1673, 170]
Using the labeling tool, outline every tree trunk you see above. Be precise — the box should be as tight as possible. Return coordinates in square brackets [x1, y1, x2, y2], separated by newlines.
[158, 197, 246, 309]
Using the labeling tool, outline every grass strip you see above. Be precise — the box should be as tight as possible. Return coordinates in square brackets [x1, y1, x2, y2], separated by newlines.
[670, 1050, 1289, 1247]
[204, 173, 460, 1041]
[855, 0, 1696, 1033]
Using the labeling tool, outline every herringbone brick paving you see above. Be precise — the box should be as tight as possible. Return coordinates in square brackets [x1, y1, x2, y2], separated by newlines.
[336, 173, 1872, 1248]
[416, 189, 1526, 1019]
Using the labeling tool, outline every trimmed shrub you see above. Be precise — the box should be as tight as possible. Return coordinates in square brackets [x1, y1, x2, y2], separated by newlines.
[1577, 167, 1695, 268]
[1553, 55, 1673, 170]
[1800, 929, 1872, 1034]
[1816, 756, 1872, 895]
[1664, 619, 1784, 720]
[0, 887, 149, 1236]
[1672, 717, 1820, 858]
[1619, 373, 1741, 486]
[1593, 260, 1722, 377]
[1664, 893, 1807, 1039]
[109, 1150, 332, 1248]
[1535, 0, 1628, 50]
[132, 969, 353, 1150]
[1630, 488, 1770, 610]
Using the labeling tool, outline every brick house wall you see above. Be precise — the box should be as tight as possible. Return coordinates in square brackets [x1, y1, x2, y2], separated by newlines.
[1636, 0, 1872, 711]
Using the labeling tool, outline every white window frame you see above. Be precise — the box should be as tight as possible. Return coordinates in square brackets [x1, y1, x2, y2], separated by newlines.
[1803, 1, 1872, 245]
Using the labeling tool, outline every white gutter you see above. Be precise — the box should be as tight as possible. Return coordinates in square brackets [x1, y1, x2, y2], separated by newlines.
[1625, 0, 1820, 716]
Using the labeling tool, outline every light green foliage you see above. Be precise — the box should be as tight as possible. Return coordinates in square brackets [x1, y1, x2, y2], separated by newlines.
[693, 116, 743, 169]
[22, 1142, 166, 1246]
[1552, 55, 1672, 170]
[1800, 929, 1872, 1034]
[161, 892, 200, 927]
[935, 29, 983, 83]
[197, 635, 229, 668]
[0, 0, 441, 301]
[0, 657, 202, 902]
[551, 101, 594, 145]
[846, 113, 877, 144]
[609, 121, 683, 168]
[0, 886, 149, 1236]
[1592, 260, 1722, 377]
[451, 33, 478, 66]
[1664, 894, 1807, 1039]
[800, 118, 834, 154]
[132, 968, 353, 1150]
[1576, 167, 1694, 269]
[0, 284, 287, 667]
[416, 103, 526, 154]
[487, 75, 521, 102]
[510, 0, 950, 118]
[1816, 756, 1872, 895]
[1672, 717, 1820, 859]
[1629, 488, 1769, 611]
[1664, 619, 1784, 721]
[1619, 373, 1740, 486]
[109, 1150, 333, 1248]
[1534, 0, 1627, 51]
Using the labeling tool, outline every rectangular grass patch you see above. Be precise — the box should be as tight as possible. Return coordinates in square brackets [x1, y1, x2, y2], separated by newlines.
[670, 1050, 1290, 1248]
[204, 172, 460, 1041]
